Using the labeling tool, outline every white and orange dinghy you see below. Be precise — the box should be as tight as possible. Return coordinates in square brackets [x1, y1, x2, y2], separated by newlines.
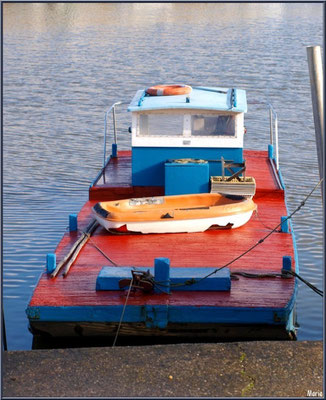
[92, 193, 257, 234]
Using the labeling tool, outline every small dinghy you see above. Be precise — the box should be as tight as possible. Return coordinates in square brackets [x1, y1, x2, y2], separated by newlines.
[92, 193, 257, 234]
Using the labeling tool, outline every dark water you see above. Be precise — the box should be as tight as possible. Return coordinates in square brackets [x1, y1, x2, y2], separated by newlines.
[3, 3, 324, 350]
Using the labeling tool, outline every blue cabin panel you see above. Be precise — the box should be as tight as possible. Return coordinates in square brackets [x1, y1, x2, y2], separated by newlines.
[132, 147, 243, 187]
[165, 162, 209, 195]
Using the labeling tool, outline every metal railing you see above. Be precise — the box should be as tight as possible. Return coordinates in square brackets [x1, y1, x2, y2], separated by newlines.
[103, 100, 280, 172]
[103, 101, 128, 168]
[248, 100, 280, 170]
[268, 103, 279, 170]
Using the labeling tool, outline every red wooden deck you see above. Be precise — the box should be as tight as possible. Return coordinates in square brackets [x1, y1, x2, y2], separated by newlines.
[30, 150, 295, 310]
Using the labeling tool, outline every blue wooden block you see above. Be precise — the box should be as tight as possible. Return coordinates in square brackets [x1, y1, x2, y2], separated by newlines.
[46, 253, 56, 274]
[95, 267, 146, 290]
[165, 162, 209, 195]
[282, 256, 292, 272]
[154, 257, 170, 294]
[166, 267, 231, 291]
[69, 214, 78, 232]
[112, 143, 118, 158]
[268, 144, 274, 159]
[281, 216, 289, 233]
[96, 266, 231, 292]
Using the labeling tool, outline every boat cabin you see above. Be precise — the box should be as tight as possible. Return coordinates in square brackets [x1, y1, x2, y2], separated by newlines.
[128, 86, 247, 195]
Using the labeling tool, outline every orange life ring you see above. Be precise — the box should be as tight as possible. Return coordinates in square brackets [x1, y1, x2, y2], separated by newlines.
[146, 84, 192, 96]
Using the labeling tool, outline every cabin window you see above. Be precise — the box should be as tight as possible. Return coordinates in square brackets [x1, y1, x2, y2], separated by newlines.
[138, 114, 184, 136]
[191, 115, 235, 137]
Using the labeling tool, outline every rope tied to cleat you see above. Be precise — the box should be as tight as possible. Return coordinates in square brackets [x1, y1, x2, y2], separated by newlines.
[119, 269, 154, 293]
[229, 269, 323, 297]
[281, 269, 323, 297]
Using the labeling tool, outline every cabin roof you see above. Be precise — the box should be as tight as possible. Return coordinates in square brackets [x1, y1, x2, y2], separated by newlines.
[128, 86, 247, 113]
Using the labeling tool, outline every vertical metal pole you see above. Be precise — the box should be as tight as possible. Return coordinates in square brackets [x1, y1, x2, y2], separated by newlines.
[274, 116, 279, 170]
[111, 106, 118, 158]
[112, 106, 118, 145]
[269, 106, 273, 145]
[307, 46, 324, 200]
[104, 111, 108, 169]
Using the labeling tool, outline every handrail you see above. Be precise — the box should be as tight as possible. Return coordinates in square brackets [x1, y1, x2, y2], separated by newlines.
[248, 101, 279, 170]
[103, 101, 130, 168]
[267, 103, 279, 170]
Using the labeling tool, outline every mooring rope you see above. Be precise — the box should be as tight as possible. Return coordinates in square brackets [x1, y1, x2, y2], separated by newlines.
[72, 226, 120, 267]
[88, 236, 119, 267]
[281, 269, 323, 296]
[254, 209, 275, 231]
[112, 276, 134, 347]
[153, 178, 324, 296]
[230, 270, 322, 296]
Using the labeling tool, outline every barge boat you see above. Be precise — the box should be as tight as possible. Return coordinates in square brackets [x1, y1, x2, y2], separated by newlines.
[26, 84, 298, 343]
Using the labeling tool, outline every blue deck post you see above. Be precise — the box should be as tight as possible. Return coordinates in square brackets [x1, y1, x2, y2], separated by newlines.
[154, 258, 170, 294]
[112, 143, 118, 158]
[268, 144, 274, 159]
[69, 214, 78, 232]
[46, 253, 56, 274]
[281, 216, 289, 233]
[282, 256, 292, 271]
